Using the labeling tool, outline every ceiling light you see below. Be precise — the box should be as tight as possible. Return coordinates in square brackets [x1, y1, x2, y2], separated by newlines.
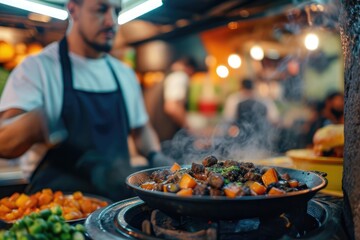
[0, 0, 68, 20]
[228, 54, 241, 69]
[250, 45, 264, 61]
[118, 0, 163, 25]
[216, 65, 229, 79]
[304, 33, 319, 51]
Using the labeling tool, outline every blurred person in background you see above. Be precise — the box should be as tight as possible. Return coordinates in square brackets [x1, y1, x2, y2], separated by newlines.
[146, 57, 197, 142]
[221, 79, 279, 156]
[305, 91, 344, 146]
[0, 0, 171, 201]
[223, 78, 279, 125]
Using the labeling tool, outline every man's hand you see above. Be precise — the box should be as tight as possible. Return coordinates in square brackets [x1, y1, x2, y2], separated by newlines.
[148, 151, 175, 168]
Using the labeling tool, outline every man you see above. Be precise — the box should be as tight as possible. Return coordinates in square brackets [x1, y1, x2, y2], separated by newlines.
[0, 0, 166, 201]
[223, 78, 279, 125]
[146, 57, 197, 142]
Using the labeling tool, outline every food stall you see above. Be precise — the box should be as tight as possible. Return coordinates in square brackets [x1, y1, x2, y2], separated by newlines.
[0, 0, 351, 239]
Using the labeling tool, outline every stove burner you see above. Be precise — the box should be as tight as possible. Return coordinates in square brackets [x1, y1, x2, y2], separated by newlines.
[85, 197, 346, 240]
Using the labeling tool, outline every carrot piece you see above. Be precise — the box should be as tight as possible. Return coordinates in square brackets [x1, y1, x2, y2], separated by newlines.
[15, 194, 30, 208]
[224, 185, 241, 198]
[162, 185, 168, 192]
[170, 162, 181, 172]
[288, 179, 299, 188]
[250, 182, 267, 195]
[179, 173, 197, 189]
[0, 205, 11, 215]
[176, 188, 193, 196]
[268, 187, 286, 195]
[8, 193, 20, 202]
[262, 168, 279, 187]
[140, 181, 157, 190]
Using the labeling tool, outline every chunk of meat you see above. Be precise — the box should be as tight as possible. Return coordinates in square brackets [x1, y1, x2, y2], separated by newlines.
[202, 155, 218, 167]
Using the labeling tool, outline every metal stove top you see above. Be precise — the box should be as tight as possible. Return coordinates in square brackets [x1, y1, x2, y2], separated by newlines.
[85, 195, 347, 240]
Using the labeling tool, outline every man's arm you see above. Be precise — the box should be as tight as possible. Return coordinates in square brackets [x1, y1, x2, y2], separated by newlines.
[131, 122, 174, 167]
[164, 100, 188, 128]
[0, 108, 48, 159]
[131, 122, 160, 157]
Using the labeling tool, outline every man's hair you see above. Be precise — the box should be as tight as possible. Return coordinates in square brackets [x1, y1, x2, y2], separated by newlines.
[176, 57, 198, 71]
[241, 79, 254, 90]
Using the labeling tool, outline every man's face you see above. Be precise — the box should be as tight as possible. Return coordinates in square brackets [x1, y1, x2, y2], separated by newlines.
[72, 0, 122, 52]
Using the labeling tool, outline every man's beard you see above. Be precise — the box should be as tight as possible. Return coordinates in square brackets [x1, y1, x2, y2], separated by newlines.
[80, 29, 113, 53]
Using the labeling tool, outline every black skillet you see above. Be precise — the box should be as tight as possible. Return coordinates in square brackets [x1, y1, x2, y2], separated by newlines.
[126, 165, 327, 220]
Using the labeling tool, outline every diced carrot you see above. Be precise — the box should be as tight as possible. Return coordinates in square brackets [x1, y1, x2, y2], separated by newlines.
[268, 187, 286, 195]
[8, 193, 20, 202]
[250, 182, 267, 195]
[0, 198, 16, 209]
[162, 185, 168, 192]
[38, 192, 53, 206]
[73, 191, 83, 200]
[15, 194, 30, 208]
[288, 179, 299, 188]
[140, 182, 157, 190]
[0, 205, 11, 214]
[42, 188, 53, 196]
[262, 168, 279, 187]
[170, 162, 181, 172]
[176, 188, 193, 196]
[224, 185, 241, 198]
[179, 173, 197, 189]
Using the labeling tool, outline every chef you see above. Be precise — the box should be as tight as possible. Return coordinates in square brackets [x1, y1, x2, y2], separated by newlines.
[0, 0, 169, 201]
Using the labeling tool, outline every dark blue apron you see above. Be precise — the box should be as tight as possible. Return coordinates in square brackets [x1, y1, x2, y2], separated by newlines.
[27, 37, 134, 201]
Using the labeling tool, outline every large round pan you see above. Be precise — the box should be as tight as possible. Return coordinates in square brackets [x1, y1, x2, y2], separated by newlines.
[126, 165, 327, 220]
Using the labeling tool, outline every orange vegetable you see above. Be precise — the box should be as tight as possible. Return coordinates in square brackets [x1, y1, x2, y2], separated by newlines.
[73, 191, 83, 200]
[0, 198, 16, 209]
[8, 193, 20, 202]
[140, 181, 157, 190]
[0, 205, 11, 214]
[224, 185, 241, 198]
[268, 187, 286, 195]
[250, 182, 267, 195]
[176, 188, 193, 196]
[170, 162, 181, 172]
[179, 173, 197, 189]
[288, 179, 299, 188]
[38, 192, 53, 206]
[0, 190, 109, 222]
[162, 185, 168, 192]
[15, 194, 30, 208]
[261, 168, 279, 187]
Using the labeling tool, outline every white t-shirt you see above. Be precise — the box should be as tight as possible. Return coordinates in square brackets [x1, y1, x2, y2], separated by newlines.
[0, 42, 148, 178]
[163, 71, 189, 101]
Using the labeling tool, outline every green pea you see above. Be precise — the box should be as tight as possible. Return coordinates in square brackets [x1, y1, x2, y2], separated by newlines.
[72, 231, 85, 240]
[28, 224, 42, 235]
[34, 219, 48, 231]
[39, 209, 52, 220]
[60, 232, 71, 240]
[74, 224, 85, 233]
[51, 206, 63, 216]
[47, 215, 61, 223]
[62, 224, 71, 234]
[14, 229, 28, 239]
[23, 216, 34, 227]
[52, 222, 62, 234]
[33, 233, 47, 240]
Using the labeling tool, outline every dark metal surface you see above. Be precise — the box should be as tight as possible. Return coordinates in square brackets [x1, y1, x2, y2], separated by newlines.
[126, 165, 327, 220]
